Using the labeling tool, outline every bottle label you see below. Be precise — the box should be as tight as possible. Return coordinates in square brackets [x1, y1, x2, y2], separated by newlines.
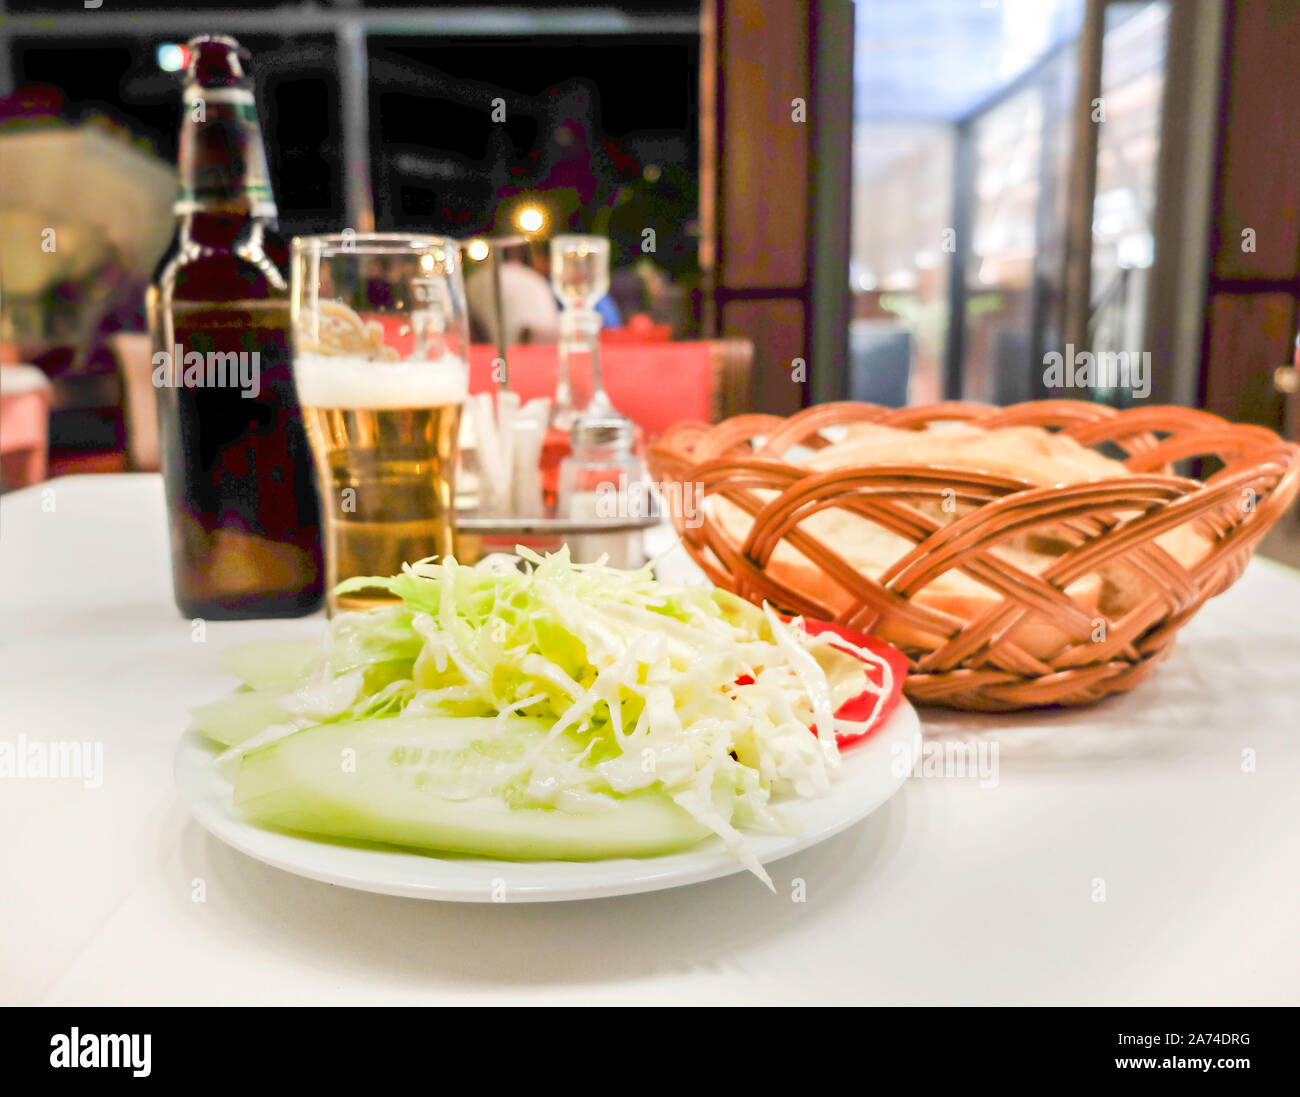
[175, 86, 277, 217]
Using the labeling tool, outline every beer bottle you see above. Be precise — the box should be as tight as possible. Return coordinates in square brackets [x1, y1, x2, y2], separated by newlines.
[147, 35, 323, 618]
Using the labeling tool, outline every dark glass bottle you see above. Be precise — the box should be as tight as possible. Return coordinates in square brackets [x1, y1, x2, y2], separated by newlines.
[147, 36, 323, 618]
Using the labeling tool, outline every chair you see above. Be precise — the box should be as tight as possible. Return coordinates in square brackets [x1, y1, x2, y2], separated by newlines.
[0, 364, 53, 488]
[706, 337, 756, 422]
[467, 339, 754, 439]
[111, 333, 160, 471]
[847, 320, 912, 408]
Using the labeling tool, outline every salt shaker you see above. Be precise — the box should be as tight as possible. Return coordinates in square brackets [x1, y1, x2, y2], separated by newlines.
[557, 415, 649, 567]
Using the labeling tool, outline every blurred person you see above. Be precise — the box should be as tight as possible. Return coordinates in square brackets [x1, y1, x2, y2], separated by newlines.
[465, 259, 560, 346]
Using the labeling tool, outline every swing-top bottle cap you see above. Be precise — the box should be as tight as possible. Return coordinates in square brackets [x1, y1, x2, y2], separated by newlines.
[186, 35, 252, 89]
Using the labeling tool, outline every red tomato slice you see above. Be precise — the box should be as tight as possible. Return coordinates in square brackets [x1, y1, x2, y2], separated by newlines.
[798, 619, 909, 747]
[730, 620, 908, 747]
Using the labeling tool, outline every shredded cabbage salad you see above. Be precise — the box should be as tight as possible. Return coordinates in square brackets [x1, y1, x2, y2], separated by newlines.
[215, 548, 896, 885]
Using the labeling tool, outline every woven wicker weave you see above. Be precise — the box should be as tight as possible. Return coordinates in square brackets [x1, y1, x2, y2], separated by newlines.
[649, 401, 1300, 711]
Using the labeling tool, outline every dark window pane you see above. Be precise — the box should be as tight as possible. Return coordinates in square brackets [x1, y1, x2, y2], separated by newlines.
[366, 35, 699, 277]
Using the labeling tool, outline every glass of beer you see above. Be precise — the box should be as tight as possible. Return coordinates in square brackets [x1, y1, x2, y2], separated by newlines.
[290, 233, 469, 614]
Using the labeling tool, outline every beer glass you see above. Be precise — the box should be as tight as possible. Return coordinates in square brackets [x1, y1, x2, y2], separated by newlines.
[290, 234, 469, 613]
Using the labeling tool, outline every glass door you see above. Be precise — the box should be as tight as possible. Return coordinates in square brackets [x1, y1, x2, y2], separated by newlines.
[957, 0, 1172, 405]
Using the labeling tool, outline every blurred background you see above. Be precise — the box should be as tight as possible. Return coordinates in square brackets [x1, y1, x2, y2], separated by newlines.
[2, 0, 1299, 558]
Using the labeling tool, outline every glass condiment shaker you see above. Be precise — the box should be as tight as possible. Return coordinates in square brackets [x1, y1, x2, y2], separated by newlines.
[553, 308, 614, 426]
[556, 414, 649, 568]
[550, 235, 614, 428]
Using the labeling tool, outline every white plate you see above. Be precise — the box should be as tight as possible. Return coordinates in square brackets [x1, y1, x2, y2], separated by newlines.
[174, 699, 921, 902]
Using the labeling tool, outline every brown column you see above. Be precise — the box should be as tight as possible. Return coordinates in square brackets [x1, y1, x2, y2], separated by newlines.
[701, 0, 854, 413]
[1202, 0, 1300, 436]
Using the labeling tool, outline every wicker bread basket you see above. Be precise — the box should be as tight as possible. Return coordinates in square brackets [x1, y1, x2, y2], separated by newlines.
[649, 401, 1300, 711]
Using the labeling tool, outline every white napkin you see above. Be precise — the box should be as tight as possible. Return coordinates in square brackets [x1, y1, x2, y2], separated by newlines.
[470, 393, 551, 517]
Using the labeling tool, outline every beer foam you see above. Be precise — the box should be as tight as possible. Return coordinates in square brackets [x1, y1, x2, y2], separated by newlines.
[293, 352, 469, 409]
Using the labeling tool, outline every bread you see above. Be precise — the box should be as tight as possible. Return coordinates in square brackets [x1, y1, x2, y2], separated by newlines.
[811, 423, 1129, 484]
[711, 423, 1212, 658]
[814, 424, 1211, 615]
[713, 494, 1104, 661]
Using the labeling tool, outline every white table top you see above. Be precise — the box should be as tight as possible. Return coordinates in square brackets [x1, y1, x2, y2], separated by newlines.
[3, 473, 1299, 1005]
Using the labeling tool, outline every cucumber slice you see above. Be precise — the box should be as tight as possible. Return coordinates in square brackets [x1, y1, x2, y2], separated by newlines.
[190, 689, 294, 748]
[234, 715, 711, 860]
[220, 640, 318, 691]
